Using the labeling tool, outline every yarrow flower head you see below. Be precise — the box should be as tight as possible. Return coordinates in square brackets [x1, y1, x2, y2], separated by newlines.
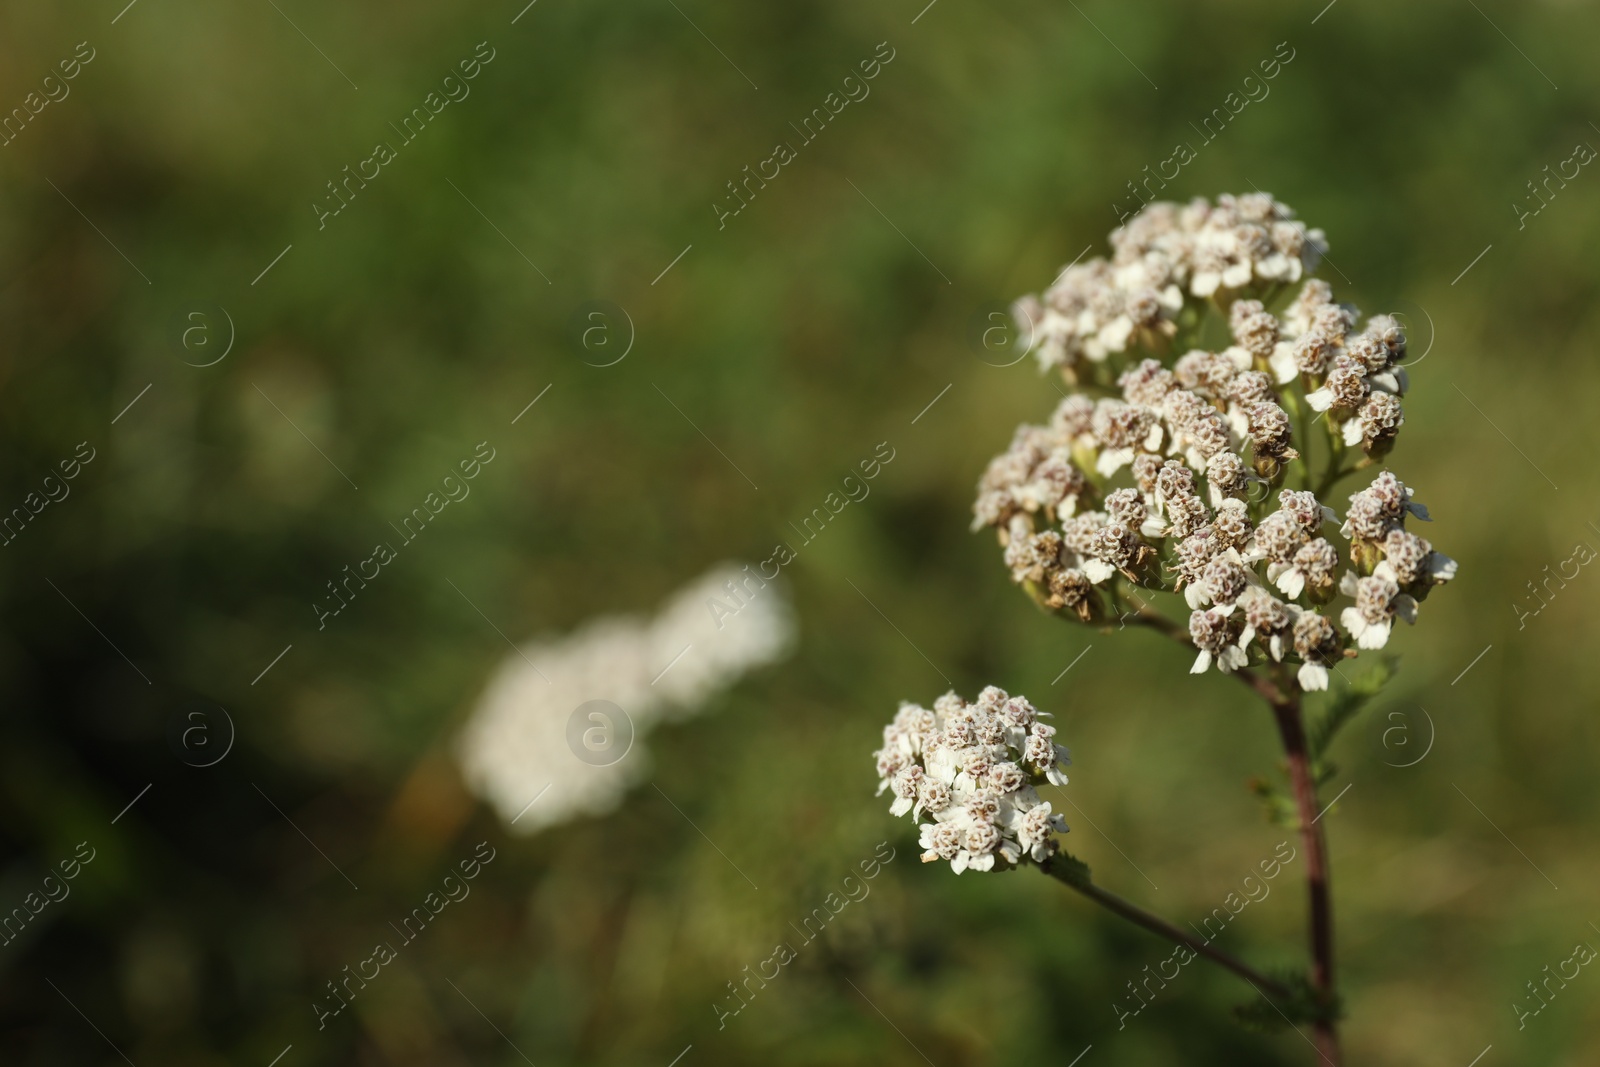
[970, 194, 1456, 690]
[871, 195, 1456, 1051]
[874, 687, 1070, 874]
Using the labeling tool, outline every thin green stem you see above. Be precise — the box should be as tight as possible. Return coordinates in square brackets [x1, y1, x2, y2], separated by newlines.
[1041, 855, 1293, 1000]
[1314, 456, 1371, 499]
[1320, 409, 1351, 482]
[1279, 387, 1316, 492]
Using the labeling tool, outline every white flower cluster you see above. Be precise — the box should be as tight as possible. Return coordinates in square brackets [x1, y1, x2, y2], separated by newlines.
[1013, 193, 1326, 377]
[1336, 472, 1456, 652]
[458, 563, 794, 833]
[975, 195, 1456, 691]
[874, 687, 1070, 874]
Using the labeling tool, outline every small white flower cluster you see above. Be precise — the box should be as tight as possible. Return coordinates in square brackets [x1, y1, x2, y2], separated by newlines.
[1013, 193, 1327, 378]
[973, 195, 1457, 692]
[1337, 472, 1456, 652]
[874, 687, 1070, 874]
[1275, 284, 1410, 456]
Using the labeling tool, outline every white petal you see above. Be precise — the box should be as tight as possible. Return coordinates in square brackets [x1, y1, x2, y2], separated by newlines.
[1297, 663, 1330, 691]
[1096, 447, 1133, 477]
[1357, 619, 1392, 649]
[1369, 371, 1400, 394]
[1099, 317, 1134, 352]
[1191, 650, 1212, 674]
[1340, 606, 1364, 634]
[1269, 344, 1299, 384]
[1185, 584, 1209, 608]
[890, 796, 913, 817]
[1306, 388, 1335, 412]
[1374, 560, 1398, 583]
[1083, 559, 1116, 584]
[1339, 571, 1361, 596]
[1220, 646, 1249, 672]
[1428, 553, 1458, 581]
[1341, 419, 1365, 446]
[1274, 568, 1306, 600]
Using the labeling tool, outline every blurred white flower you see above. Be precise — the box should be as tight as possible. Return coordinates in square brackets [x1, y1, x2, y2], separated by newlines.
[457, 563, 794, 834]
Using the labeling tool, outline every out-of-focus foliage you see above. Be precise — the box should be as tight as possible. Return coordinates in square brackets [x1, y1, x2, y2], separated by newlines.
[2, 0, 1598, 1064]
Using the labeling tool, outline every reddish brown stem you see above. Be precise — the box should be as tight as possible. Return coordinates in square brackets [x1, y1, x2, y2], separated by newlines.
[1271, 692, 1342, 1065]
[1099, 599, 1344, 1063]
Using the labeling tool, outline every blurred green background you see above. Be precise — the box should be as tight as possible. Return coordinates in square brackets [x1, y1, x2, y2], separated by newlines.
[2, 0, 1598, 1064]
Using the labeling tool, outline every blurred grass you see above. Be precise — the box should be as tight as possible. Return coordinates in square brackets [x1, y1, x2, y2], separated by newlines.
[3, 0, 1600, 1064]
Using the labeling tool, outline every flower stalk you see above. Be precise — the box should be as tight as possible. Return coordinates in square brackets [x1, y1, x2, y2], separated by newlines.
[874, 194, 1456, 1064]
[1269, 691, 1342, 1063]
[1041, 853, 1293, 1001]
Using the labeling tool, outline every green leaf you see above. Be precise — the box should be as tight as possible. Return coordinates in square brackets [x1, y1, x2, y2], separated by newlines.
[1043, 850, 1093, 889]
[1248, 776, 1299, 830]
[1234, 971, 1341, 1032]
